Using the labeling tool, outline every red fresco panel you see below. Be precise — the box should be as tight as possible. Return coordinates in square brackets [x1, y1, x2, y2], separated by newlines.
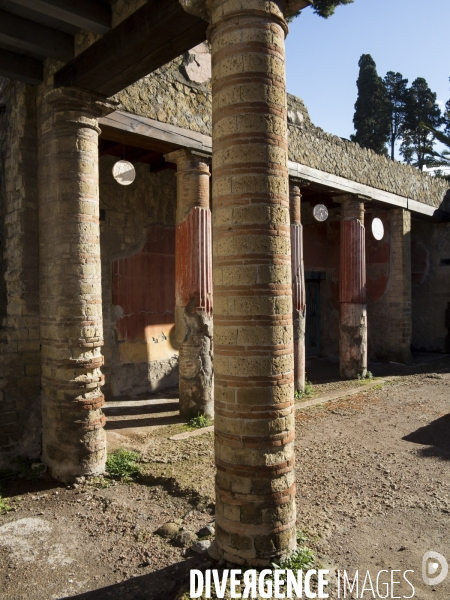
[112, 225, 176, 342]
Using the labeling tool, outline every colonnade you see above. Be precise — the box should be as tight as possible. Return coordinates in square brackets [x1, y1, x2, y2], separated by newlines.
[38, 0, 402, 564]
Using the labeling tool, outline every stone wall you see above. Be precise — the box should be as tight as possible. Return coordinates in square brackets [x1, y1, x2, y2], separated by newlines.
[287, 96, 448, 209]
[65, 11, 449, 210]
[411, 219, 450, 351]
[0, 79, 41, 466]
[99, 156, 178, 398]
[113, 44, 212, 137]
[112, 53, 447, 211]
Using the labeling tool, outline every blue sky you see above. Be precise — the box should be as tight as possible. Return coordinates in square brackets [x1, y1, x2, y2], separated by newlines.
[286, 0, 450, 142]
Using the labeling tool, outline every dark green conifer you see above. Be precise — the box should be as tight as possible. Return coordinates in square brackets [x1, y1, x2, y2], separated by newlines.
[400, 77, 442, 170]
[350, 54, 390, 155]
[384, 71, 409, 160]
[288, 0, 353, 21]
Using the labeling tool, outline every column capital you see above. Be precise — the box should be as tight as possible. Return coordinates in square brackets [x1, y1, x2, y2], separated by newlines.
[332, 193, 372, 204]
[45, 86, 118, 119]
[179, 0, 312, 22]
[164, 148, 211, 167]
[333, 194, 371, 221]
[289, 176, 310, 190]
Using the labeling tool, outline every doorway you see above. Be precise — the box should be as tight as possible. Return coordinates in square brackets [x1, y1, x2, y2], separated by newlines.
[306, 279, 321, 356]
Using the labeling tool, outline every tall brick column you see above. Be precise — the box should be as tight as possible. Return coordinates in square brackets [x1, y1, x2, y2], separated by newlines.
[209, 0, 304, 566]
[289, 180, 306, 393]
[339, 195, 368, 379]
[164, 149, 213, 419]
[386, 208, 412, 363]
[38, 87, 115, 482]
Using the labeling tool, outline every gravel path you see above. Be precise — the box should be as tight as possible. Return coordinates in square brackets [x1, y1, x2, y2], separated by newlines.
[0, 360, 449, 599]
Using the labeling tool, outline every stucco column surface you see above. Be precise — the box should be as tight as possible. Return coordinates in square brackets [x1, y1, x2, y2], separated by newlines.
[164, 149, 213, 419]
[338, 195, 368, 379]
[208, 0, 297, 566]
[39, 87, 116, 482]
[289, 181, 306, 393]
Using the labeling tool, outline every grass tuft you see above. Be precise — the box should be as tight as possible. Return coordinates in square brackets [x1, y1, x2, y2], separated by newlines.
[189, 414, 211, 429]
[0, 493, 11, 514]
[294, 380, 315, 400]
[105, 449, 140, 482]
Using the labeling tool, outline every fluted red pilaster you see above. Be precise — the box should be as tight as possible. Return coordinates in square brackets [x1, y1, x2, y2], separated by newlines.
[290, 182, 306, 392]
[339, 196, 368, 379]
[165, 149, 213, 418]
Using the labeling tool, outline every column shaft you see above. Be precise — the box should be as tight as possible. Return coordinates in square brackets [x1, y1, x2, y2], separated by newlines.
[39, 87, 115, 482]
[290, 182, 306, 393]
[339, 197, 368, 379]
[211, 0, 296, 565]
[387, 208, 412, 363]
[165, 149, 213, 419]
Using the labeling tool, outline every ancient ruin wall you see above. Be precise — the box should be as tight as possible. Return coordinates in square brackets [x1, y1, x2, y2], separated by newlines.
[73, 17, 449, 209]
[287, 96, 448, 209]
[0, 79, 41, 466]
[99, 156, 178, 398]
[116, 64, 447, 210]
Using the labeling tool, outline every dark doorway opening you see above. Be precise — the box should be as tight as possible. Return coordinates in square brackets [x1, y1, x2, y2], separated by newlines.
[306, 277, 321, 356]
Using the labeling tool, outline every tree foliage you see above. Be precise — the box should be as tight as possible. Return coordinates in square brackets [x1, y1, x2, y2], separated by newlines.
[311, 0, 354, 18]
[350, 54, 390, 155]
[424, 79, 450, 176]
[400, 77, 442, 170]
[384, 71, 408, 161]
[288, 0, 353, 21]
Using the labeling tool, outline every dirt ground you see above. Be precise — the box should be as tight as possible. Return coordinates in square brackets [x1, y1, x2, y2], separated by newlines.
[0, 355, 449, 600]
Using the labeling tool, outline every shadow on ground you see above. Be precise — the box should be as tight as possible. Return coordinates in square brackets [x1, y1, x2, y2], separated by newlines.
[403, 413, 450, 460]
[306, 351, 450, 384]
[103, 401, 180, 417]
[66, 557, 199, 600]
[105, 414, 184, 429]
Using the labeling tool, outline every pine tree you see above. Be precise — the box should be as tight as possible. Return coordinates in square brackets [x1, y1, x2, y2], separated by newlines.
[384, 71, 408, 161]
[288, 0, 353, 21]
[312, 0, 354, 18]
[400, 77, 442, 170]
[425, 79, 450, 174]
[350, 54, 390, 155]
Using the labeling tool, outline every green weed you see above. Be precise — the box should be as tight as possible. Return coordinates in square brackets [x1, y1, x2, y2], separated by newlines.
[357, 371, 374, 381]
[189, 414, 211, 429]
[294, 380, 315, 400]
[105, 449, 140, 482]
[0, 494, 11, 514]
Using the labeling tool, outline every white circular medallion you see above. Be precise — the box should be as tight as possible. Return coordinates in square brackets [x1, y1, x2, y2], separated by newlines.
[112, 160, 136, 185]
[372, 217, 384, 241]
[313, 203, 328, 222]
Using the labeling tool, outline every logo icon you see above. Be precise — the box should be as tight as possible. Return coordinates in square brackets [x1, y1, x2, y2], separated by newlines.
[422, 551, 448, 586]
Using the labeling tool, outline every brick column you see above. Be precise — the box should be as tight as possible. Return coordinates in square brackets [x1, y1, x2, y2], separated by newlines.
[387, 208, 412, 363]
[210, 0, 298, 566]
[164, 149, 213, 419]
[289, 181, 306, 393]
[39, 87, 115, 482]
[339, 196, 368, 379]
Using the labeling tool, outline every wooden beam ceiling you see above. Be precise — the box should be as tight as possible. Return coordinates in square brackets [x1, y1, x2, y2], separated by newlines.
[0, 0, 207, 94]
[8, 0, 111, 34]
[54, 0, 208, 96]
[0, 9, 74, 61]
[0, 47, 43, 85]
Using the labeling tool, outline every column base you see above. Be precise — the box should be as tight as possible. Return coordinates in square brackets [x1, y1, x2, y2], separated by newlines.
[340, 303, 367, 379]
[176, 306, 213, 419]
